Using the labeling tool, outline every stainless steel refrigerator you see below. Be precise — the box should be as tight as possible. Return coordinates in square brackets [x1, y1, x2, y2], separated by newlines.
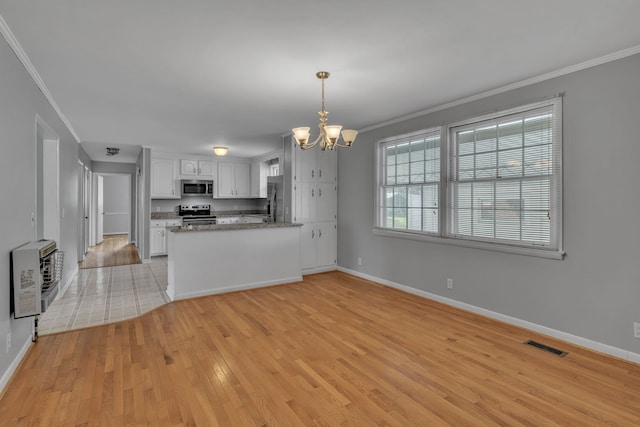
[266, 175, 284, 222]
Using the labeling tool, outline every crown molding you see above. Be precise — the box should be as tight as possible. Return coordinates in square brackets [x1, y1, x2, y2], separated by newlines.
[359, 44, 640, 133]
[0, 13, 81, 143]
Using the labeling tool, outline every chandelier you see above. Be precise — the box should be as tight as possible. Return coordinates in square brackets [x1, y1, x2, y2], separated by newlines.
[292, 71, 358, 151]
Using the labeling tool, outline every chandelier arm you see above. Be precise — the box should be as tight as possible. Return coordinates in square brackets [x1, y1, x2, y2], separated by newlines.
[301, 133, 323, 150]
[332, 141, 352, 149]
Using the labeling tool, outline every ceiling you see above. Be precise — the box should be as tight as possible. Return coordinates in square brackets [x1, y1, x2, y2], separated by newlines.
[2, 1, 640, 164]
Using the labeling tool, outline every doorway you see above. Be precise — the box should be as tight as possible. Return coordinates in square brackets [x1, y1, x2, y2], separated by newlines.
[80, 172, 140, 269]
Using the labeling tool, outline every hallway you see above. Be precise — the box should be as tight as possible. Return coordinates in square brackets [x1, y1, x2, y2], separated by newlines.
[79, 234, 141, 269]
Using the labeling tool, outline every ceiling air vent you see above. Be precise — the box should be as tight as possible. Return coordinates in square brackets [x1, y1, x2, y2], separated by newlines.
[524, 340, 568, 357]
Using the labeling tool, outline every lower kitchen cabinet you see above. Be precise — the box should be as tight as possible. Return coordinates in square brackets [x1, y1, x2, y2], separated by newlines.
[301, 221, 336, 271]
[150, 219, 181, 256]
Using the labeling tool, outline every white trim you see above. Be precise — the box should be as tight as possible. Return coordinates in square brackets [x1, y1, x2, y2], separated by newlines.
[172, 276, 302, 301]
[0, 13, 81, 143]
[302, 266, 338, 275]
[372, 228, 565, 260]
[0, 335, 32, 395]
[337, 266, 640, 365]
[359, 45, 640, 134]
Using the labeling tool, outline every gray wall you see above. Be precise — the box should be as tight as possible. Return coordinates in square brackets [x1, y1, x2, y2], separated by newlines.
[0, 35, 79, 382]
[338, 53, 640, 356]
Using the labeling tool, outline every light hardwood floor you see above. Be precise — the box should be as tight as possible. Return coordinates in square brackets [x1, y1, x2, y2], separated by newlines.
[79, 234, 141, 269]
[1, 272, 639, 426]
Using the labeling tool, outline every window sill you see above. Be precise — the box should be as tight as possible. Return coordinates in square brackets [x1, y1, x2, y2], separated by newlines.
[372, 228, 565, 260]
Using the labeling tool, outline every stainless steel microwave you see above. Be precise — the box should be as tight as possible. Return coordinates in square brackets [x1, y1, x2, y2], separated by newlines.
[181, 180, 214, 197]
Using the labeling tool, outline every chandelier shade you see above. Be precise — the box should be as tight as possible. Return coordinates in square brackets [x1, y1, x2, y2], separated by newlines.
[292, 71, 357, 151]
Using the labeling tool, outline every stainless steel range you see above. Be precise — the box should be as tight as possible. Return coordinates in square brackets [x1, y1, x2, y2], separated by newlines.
[179, 204, 217, 226]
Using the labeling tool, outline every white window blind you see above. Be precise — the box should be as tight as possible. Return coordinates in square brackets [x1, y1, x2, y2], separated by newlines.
[446, 99, 562, 251]
[379, 129, 441, 234]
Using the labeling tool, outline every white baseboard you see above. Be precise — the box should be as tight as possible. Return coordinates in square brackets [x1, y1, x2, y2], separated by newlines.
[338, 266, 640, 365]
[173, 275, 303, 301]
[302, 265, 338, 275]
[0, 335, 32, 395]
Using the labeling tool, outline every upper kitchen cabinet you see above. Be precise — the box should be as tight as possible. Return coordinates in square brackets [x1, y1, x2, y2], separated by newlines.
[151, 157, 180, 199]
[217, 161, 251, 198]
[180, 159, 215, 178]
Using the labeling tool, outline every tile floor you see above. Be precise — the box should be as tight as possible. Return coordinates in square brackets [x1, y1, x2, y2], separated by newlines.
[38, 257, 170, 335]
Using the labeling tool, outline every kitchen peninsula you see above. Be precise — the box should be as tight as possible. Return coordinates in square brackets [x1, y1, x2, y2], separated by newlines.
[165, 222, 302, 300]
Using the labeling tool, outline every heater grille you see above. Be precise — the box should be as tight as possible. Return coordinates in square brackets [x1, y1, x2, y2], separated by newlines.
[524, 340, 568, 357]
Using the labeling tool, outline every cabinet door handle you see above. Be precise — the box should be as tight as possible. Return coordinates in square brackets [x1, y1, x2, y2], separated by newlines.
[319, 188, 322, 197]
[311, 170, 314, 179]
[319, 169, 322, 179]
[311, 189, 314, 197]
[311, 230, 314, 238]
[319, 229, 322, 238]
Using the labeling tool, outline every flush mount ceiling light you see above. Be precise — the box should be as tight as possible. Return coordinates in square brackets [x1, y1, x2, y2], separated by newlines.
[213, 146, 228, 156]
[292, 71, 358, 151]
[106, 147, 119, 156]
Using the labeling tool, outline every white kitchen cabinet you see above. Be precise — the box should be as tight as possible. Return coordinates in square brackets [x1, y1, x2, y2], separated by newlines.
[291, 139, 338, 273]
[300, 221, 336, 269]
[151, 158, 179, 199]
[181, 159, 215, 177]
[217, 162, 251, 198]
[198, 160, 215, 177]
[316, 221, 337, 267]
[150, 220, 167, 255]
[150, 219, 181, 256]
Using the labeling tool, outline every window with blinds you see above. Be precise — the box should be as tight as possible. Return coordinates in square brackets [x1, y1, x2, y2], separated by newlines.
[379, 129, 441, 234]
[375, 98, 563, 257]
[447, 99, 562, 250]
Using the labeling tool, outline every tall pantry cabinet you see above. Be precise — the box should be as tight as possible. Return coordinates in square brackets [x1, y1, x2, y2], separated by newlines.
[289, 138, 338, 272]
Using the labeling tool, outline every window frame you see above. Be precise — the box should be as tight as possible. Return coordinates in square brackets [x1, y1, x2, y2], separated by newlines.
[374, 98, 564, 260]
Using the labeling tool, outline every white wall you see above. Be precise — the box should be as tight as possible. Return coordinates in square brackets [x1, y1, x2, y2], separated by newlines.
[0, 34, 79, 386]
[338, 53, 640, 359]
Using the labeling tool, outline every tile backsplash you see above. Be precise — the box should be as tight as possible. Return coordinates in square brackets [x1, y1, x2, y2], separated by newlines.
[152, 197, 266, 213]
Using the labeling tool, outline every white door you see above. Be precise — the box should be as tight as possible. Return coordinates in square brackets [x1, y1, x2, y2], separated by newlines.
[316, 182, 337, 222]
[316, 221, 337, 267]
[317, 150, 337, 182]
[97, 175, 104, 244]
[300, 223, 317, 270]
[234, 163, 251, 197]
[217, 162, 235, 197]
[298, 182, 317, 223]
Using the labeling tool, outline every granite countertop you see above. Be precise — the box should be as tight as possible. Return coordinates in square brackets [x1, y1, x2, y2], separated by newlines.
[167, 222, 302, 233]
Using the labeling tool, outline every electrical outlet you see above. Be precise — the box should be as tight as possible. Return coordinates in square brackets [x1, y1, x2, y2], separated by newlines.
[634, 322, 640, 339]
[357, 257, 362, 266]
[447, 278, 453, 289]
[6, 332, 11, 353]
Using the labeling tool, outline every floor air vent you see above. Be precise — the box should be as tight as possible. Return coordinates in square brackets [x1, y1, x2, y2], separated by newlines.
[524, 340, 568, 357]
